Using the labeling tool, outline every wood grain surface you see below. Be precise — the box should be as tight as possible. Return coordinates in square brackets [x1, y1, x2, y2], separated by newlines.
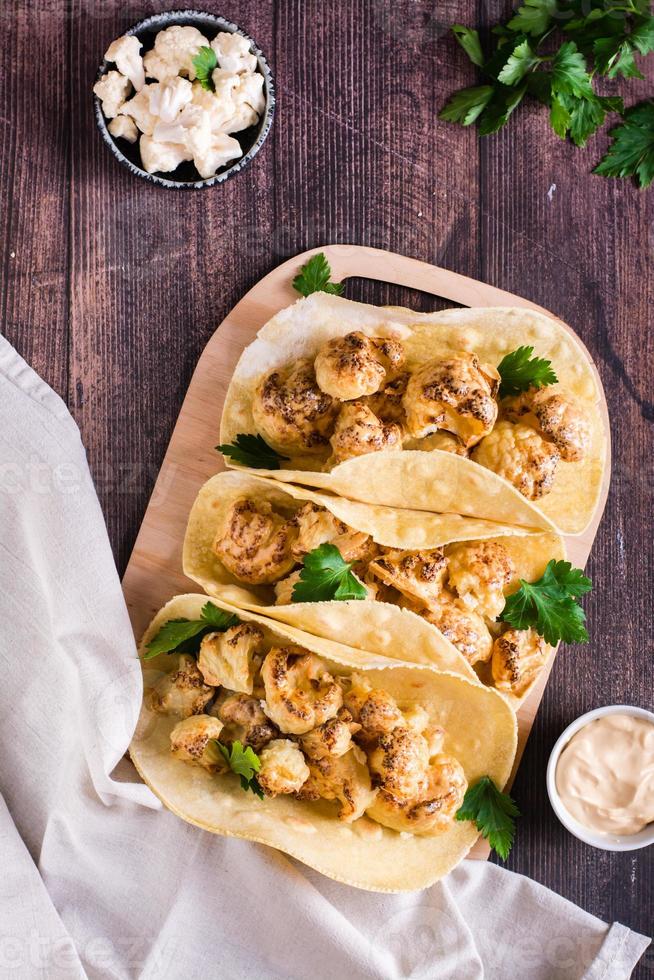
[1, 0, 652, 968]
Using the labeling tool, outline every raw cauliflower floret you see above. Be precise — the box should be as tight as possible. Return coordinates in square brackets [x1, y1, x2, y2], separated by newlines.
[148, 77, 193, 123]
[139, 134, 192, 174]
[119, 87, 157, 136]
[193, 132, 242, 178]
[472, 420, 560, 500]
[105, 35, 145, 91]
[223, 72, 265, 133]
[257, 738, 310, 797]
[191, 83, 239, 133]
[93, 70, 132, 119]
[108, 115, 138, 143]
[145, 25, 210, 80]
[211, 31, 257, 73]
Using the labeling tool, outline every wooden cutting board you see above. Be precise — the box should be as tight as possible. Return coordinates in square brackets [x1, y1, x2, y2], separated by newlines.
[122, 244, 611, 860]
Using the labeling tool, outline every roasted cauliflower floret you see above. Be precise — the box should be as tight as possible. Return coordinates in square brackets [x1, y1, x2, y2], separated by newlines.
[148, 654, 214, 718]
[296, 745, 377, 821]
[213, 692, 278, 752]
[368, 727, 430, 801]
[261, 647, 343, 735]
[257, 738, 310, 797]
[503, 388, 591, 462]
[367, 549, 448, 609]
[403, 352, 499, 448]
[363, 372, 410, 424]
[212, 498, 298, 585]
[446, 540, 514, 621]
[403, 430, 469, 456]
[252, 358, 338, 456]
[341, 674, 404, 741]
[418, 596, 493, 666]
[197, 623, 264, 694]
[366, 754, 467, 835]
[491, 628, 549, 698]
[329, 402, 402, 464]
[299, 711, 359, 760]
[472, 420, 560, 500]
[291, 502, 372, 562]
[170, 714, 225, 771]
[314, 331, 406, 401]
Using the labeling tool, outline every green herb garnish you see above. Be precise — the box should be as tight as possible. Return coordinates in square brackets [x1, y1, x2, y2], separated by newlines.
[217, 433, 289, 470]
[142, 602, 239, 659]
[497, 346, 558, 397]
[291, 543, 367, 603]
[594, 100, 654, 189]
[501, 559, 592, 645]
[217, 740, 264, 798]
[456, 776, 520, 860]
[292, 253, 344, 298]
[193, 46, 218, 92]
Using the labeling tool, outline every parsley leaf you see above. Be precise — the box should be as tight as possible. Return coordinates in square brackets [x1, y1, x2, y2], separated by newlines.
[498, 39, 543, 85]
[594, 101, 654, 188]
[439, 86, 495, 126]
[291, 543, 367, 603]
[452, 25, 485, 67]
[501, 559, 592, 646]
[551, 41, 594, 99]
[217, 433, 289, 470]
[142, 602, 239, 660]
[292, 253, 344, 298]
[507, 0, 559, 38]
[456, 776, 520, 860]
[478, 84, 528, 136]
[193, 46, 218, 91]
[217, 740, 264, 798]
[497, 345, 558, 397]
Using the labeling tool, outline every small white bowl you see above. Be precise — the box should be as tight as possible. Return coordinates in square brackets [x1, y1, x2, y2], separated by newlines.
[546, 704, 654, 852]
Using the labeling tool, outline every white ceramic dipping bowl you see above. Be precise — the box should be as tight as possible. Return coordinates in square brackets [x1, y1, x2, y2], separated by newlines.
[546, 704, 654, 852]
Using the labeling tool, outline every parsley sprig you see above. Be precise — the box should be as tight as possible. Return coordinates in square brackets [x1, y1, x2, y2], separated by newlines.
[217, 740, 264, 798]
[497, 346, 558, 397]
[291, 543, 368, 603]
[292, 253, 344, 298]
[193, 46, 218, 92]
[217, 433, 289, 470]
[142, 602, 239, 660]
[441, 1, 654, 184]
[456, 776, 520, 860]
[501, 559, 592, 645]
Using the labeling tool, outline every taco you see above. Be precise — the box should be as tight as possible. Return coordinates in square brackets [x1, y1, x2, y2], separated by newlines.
[219, 293, 606, 534]
[130, 595, 518, 891]
[183, 471, 567, 704]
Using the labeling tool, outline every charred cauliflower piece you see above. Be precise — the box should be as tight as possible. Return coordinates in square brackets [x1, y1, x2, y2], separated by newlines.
[170, 714, 225, 771]
[213, 497, 298, 585]
[198, 623, 265, 694]
[329, 402, 403, 464]
[366, 754, 467, 835]
[472, 420, 560, 500]
[214, 692, 279, 752]
[296, 745, 377, 822]
[252, 358, 338, 456]
[403, 430, 469, 456]
[273, 570, 302, 606]
[368, 727, 430, 801]
[149, 655, 214, 718]
[363, 372, 410, 424]
[258, 738, 310, 797]
[503, 388, 591, 462]
[291, 501, 372, 562]
[418, 596, 493, 666]
[261, 647, 343, 735]
[314, 331, 406, 401]
[403, 352, 499, 448]
[446, 540, 515, 621]
[367, 549, 448, 609]
[299, 711, 359, 760]
[491, 628, 549, 698]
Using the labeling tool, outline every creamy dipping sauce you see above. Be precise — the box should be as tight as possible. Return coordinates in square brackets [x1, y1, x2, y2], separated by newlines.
[556, 714, 654, 836]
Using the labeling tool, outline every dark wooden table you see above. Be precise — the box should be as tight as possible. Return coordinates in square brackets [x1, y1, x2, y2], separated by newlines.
[2, 0, 652, 971]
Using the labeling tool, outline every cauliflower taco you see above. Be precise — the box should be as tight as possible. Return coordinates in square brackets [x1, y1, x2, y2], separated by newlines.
[131, 595, 517, 891]
[218, 293, 606, 534]
[183, 471, 585, 705]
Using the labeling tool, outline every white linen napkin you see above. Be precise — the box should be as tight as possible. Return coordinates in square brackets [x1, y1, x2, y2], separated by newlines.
[0, 333, 649, 980]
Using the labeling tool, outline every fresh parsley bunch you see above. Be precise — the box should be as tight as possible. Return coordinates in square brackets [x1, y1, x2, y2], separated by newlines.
[441, 0, 654, 187]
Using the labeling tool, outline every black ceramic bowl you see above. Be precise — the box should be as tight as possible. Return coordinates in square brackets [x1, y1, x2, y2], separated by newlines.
[94, 9, 275, 189]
